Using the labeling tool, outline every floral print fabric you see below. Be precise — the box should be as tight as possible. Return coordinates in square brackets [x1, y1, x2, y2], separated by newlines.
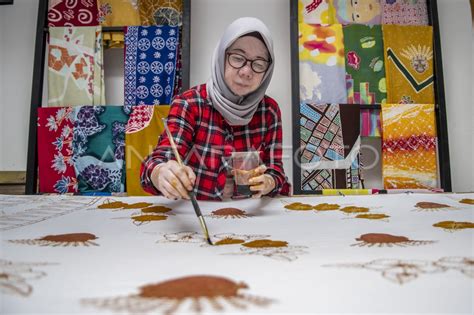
[124, 26, 179, 112]
[48, 27, 105, 107]
[72, 106, 129, 193]
[38, 107, 78, 193]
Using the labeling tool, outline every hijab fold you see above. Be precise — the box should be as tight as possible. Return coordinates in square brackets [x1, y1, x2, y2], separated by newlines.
[207, 17, 275, 126]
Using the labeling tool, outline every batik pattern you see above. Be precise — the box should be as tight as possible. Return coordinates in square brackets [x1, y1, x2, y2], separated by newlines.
[383, 25, 434, 104]
[124, 26, 179, 113]
[382, 0, 429, 25]
[299, 24, 347, 104]
[125, 105, 170, 196]
[300, 103, 361, 190]
[381, 104, 438, 189]
[48, 0, 100, 27]
[138, 0, 183, 26]
[48, 27, 105, 107]
[360, 109, 381, 137]
[298, 0, 336, 25]
[37, 107, 78, 194]
[344, 25, 386, 105]
[72, 106, 129, 193]
[333, 0, 382, 24]
[98, 0, 141, 26]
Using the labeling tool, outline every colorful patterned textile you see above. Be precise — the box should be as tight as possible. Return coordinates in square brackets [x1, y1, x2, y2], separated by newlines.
[138, 0, 183, 26]
[125, 105, 170, 196]
[382, 0, 429, 25]
[72, 106, 129, 193]
[98, 0, 141, 26]
[344, 25, 386, 104]
[333, 0, 382, 24]
[298, 0, 336, 25]
[299, 24, 347, 104]
[37, 107, 78, 193]
[173, 28, 183, 97]
[124, 26, 179, 112]
[381, 103, 438, 189]
[300, 103, 361, 190]
[383, 25, 434, 104]
[48, 27, 105, 107]
[48, 0, 99, 27]
[360, 109, 381, 137]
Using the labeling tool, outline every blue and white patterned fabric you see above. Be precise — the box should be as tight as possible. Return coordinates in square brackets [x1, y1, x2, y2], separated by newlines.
[124, 26, 179, 113]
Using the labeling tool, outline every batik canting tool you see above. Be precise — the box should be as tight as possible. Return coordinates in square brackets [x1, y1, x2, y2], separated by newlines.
[162, 119, 213, 245]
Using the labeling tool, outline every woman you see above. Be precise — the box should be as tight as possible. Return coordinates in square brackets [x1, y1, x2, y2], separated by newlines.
[140, 17, 290, 200]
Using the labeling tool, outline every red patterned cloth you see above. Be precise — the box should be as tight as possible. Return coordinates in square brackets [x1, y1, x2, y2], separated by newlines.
[141, 84, 291, 200]
[48, 0, 100, 27]
[37, 107, 78, 193]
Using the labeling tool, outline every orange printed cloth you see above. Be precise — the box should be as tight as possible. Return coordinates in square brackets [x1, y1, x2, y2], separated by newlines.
[125, 105, 170, 196]
[381, 103, 438, 189]
[383, 25, 434, 104]
[138, 0, 183, 26]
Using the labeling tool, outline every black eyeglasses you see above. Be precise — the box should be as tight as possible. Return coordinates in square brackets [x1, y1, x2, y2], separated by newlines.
[226, 53, 271, 73]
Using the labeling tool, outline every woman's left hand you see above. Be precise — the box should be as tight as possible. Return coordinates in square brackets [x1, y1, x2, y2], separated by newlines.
[248, 165, 276, 198]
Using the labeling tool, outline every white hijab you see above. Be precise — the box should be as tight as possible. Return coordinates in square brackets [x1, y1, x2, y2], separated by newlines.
[206, 17, 275, 126]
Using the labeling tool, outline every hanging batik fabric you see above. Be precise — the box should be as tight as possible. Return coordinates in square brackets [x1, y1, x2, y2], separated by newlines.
[300, 103, 361, 190]
[125, 105, 170, 196]
[333, 0, 382, 24]
[299, 24, 347, 104]
[138, 0, 183, 26]
[72, 106, 129, 193]
[48, 0, 100, 27]
[381, 103, 438, 189]
[124, 26, 179, 112]
[98, 0, 141, 26]
[343, 25, 386, 105]
[360, 109, 381, 137]
[298, 0, 336, 25]
[382, 0, 429, 25]
[48, 27, 106, 107]
[37, 107, 78, 194]
[383, 25, 434, 104]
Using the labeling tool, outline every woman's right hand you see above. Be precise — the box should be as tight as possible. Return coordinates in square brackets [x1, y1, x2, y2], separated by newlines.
[151, 160, 196, 200]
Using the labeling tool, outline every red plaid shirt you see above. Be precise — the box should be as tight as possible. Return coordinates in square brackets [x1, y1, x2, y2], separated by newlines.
[140, 84, 291, 200]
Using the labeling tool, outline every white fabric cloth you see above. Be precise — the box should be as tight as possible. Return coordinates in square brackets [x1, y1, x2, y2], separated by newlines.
[1, 193, 473, 314]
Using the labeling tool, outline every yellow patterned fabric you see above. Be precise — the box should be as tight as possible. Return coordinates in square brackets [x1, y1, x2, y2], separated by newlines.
[138, 0, 183, 26]
[298, 0, 336, 24]
[98, 0, 141, 26]
[299, 23, 344, 66]
[125, 105, 170, 196]
[383, 25, 435, 104]
[381, 104, 438, 189]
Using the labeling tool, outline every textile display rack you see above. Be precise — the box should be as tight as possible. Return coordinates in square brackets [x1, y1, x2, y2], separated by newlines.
[290, 0, 451, 195]
[25, 0, 191, 195]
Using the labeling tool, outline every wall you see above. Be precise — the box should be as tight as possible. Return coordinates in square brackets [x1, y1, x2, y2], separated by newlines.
[0, 0, 472, 192]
